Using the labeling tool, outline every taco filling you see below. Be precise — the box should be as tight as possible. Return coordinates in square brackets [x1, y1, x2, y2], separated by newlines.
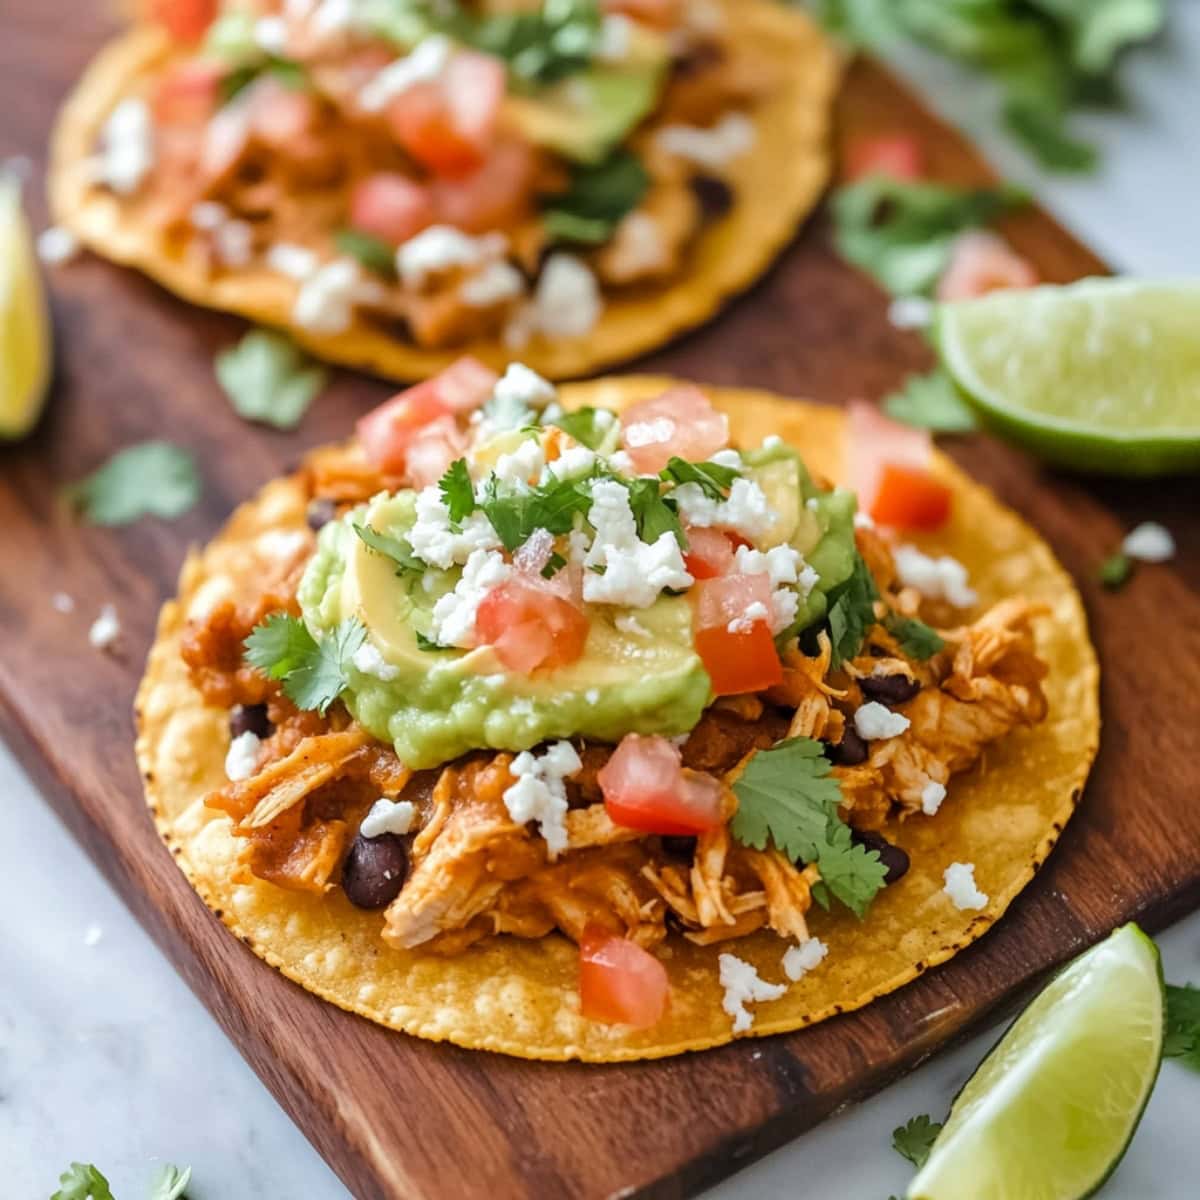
[175, 358, 1051, 1033]
[74, 0, 805, 355]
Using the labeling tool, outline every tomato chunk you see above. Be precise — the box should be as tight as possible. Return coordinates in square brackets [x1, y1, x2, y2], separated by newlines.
[251, 79, 319, 149]
[403, 416, 468, 490]
[430, 355, 501, 412]
[149, 0, 217, 42]
[693, 573, 782, 696]
[350, 173, 435, 245]
[620, 385, 730, 475]
[869, 464, 952, 531]
[476, 579, 590, 673]
[152, 60, 223, 126]
[845, 135, 925, 182]
[936, 231, 1038, 301]
[579, 926, 670, 1028]
[598, 734, 723, 836]
[683, 526, 735, 580]
[846, 399, 932, 513]
[433, 139, 538, 235]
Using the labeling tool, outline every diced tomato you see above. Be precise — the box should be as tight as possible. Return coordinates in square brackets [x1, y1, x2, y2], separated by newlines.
[403, 416, 468, 490]
[200, 101, 252, 183]
[869, 463, 952, 531]
[475, 579, 590, 673]
[357, 386, 451, 474]
[693, 573, 783, 696]
[579, 926, 670, 1028]
[251, 79, 318, 149]
[152, 60, 223, 126]
[148, 0, 217, 42]
[429, 355, 500, 413]
[388, 51, 505, 179]
[936, 231, 1038, 301]
[683, 526, 735, 580]
[433, 140, 538, 235]
[598, 734, 723, 836]
[844, 135, 925, 182]
[845, 398, 932, 513]
[620, 385, 730, 475]
[349, 173, 435, 245]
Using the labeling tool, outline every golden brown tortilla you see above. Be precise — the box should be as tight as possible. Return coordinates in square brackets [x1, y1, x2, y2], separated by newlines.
[135, 380, 1100, 1060]
[50, 3, 839, 380]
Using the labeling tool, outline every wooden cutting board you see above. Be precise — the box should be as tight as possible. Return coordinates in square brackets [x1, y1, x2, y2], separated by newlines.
[3, 6, 1199, 1198]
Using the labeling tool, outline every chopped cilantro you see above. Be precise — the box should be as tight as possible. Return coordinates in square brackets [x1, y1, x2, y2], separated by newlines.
[884, 613, 945, 660]
[65, 441, 201, 526]
[541, 550, 568, 578]
[353, 523, 424, 576]
[335, 228, 397, 278]
[659, 456, 739, 500]
[480, 473, 592, 551]
[1165, 983, 1200, 1068]
[732, 738, 888, 917]
[832, 176, 1029, 297]
[892, 1113, 943, 1168]
[438, 458, 477, 525]
[883, 369, 979, 434]
[471, 0, 601, 84]
[215, 328, 327, 430]
[826, 553, 880, 667]
[547, 406, 613, 450]
[51, 1164, 115, 1200]
[415, 630, 449, 652]
[624, 477, 686, 548]
[244, 613, 365, 714]
[542, 150, 650, 245]
[1099, 551, 1133, 589]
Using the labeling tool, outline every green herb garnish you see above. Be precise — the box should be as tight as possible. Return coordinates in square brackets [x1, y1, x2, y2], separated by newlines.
[65, 442, 201, 526]
[1165, 983, 1200, 1068]
[148, 1164, 193, 1200]
[659, 456, 739, 500]
[51, 1164, 115, 1200]
[547, 406, 613, 450]
[438, 458, 477, 525]
[479, 473, 593, 551]
[891, 1113, 944, 1168]
[883, 368, 979, 433]
[335, 228, 397, 278]
[884, 613, 945, 660]
[1098, 551, 1133, 589]
[215, 329, 327, 430]
[353, 523, 425, 576]
[826, 553, 880, 667]
[472, 0, 602, 85]
[624, 476, 686, 548]
[245, 613, 366, 714]
[543, 150, 650, 245]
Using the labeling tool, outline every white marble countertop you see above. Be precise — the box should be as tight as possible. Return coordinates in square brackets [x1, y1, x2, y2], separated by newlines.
[6, 10, 1200, 1198]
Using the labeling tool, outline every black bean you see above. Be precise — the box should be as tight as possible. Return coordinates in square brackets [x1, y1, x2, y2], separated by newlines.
[342, 833, 409, 910]
[229, 703, 272, 740]
[852, 829, 910, 885]
[673, 41, 724, 78]
[829, 726, 869, 766]
[859, 672, 921, 706]
[306, 497, 338, 531]
[690, 174, 734, 221]
[661, 835, 697, 861]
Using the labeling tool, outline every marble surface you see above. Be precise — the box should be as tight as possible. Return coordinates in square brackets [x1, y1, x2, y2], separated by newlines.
[6, 12, 1200, 1199]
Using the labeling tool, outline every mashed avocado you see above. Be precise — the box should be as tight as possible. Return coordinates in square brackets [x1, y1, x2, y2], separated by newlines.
[299, 446, 856, 769]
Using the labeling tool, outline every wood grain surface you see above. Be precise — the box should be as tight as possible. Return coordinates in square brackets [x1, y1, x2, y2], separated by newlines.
[3, 5, 1199, 1198]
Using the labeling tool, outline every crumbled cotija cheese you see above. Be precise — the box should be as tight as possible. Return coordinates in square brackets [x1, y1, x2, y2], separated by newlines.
[224, 730, 262, 781]
[727, 600, 768, 634]
[533, 254, 602, 338]
[782, 938, 828, 982]
[253, 15, 289, 54]
[888, 296, 934, 330]
[655, 112, 756, 173]
[615, 613, 651, 638]
[352, 641, 403, 682]
[408, 487, 501, 568]
[396, 226, 506, 288]
[893, 545, 977, 607]
[674, 477, 778, 543]
[37, 226, 79, 266]
[493, 363, 557, 411]
[493, 438, 546, 485]
[718, 952, 786, 1033]
[88, 604, 121, 651]
[96, 98, 155, 195]
[920, 779, 947, 816]
[360, 798, 416, 839]
[267, 242, 319, 280]
[854, 701, 910, 741]
[431, 548, 512, 647]
[503, 740, 581, 858]
[543, 445, 597, 482]
[292, 258, 382, 334]
[943, 862, 988, 910]
[51, 592, 75, 613]
[1122, 521, 1175, 563]
[359, 35, 452, 111]
[461, 260, 525, 308]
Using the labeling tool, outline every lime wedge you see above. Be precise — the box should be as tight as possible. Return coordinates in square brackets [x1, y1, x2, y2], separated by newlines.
[937, 278, 1200, 474]
[908, 924, 1164, 1200]
[0, 173, 52, 440]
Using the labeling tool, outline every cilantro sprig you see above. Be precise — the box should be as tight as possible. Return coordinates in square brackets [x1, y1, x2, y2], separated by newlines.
[244, 613, 366, 714]
[1166, 983, 1200, 1069]
[65, 442, 201, 526]
[215, 329, 327, 430]
[659, 456, 739, 499]
[891, 1113, 943, 1168]
[354, 523, 424, 576]
[438, 459, 477, 525]
[826, 553, 880, 667]
[884, 369, 979, 434]
[335, 228, 397, 278]
[51, 1162, 192, 1200]
[731, 738, 888, 917]
[480, 472, 594, 551]
[884, 613, 945, 660]
[546, 407, 612, 450]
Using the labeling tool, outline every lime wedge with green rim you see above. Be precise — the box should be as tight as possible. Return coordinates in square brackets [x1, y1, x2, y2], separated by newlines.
[0, 173, 52, 440]
[908, 923, 1164, 1200]
[937, 278, 1200, 475]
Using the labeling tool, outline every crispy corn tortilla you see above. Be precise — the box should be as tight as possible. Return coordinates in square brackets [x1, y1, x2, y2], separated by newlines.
[50, 3, 839, 381]
[136, 380, 1100, 1061]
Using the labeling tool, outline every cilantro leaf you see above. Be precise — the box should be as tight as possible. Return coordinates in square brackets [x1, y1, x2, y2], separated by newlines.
[543, 150, 650, 245]
[353, 523, 424, 576]
[892, 1114, 943, 1168]
[335, 228, 397, 278]
[244, 614, 365, 713]
[148, 1164, 193, 1200]
[65, 441, 201, 526]
[624, 477, 686, 548]
[883, 369, 979, 434]
[1165, 983, 1200, 1069]
[415, 630, 449, 652]
[547, 406, 613, 450]
[832, 176, 1029, 297]
[826, 553, 880, 667]
[480, 474, 592, 551]
[884, 613, 945, 660]
[732, 738, 888, 916]
[542, 551, 567, 578]
[471, 0, 602, 85]
[215, 329, 327, 430]
[659, 456, 739, 500]
[51, 1164, 115, 1200]
[438, 459, 477, 526]
[1098, 551, 1133, 589]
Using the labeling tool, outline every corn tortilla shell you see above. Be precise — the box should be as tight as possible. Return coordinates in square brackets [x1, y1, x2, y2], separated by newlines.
[135, 380, 1100, 1061]
[50, 3, 839, 381]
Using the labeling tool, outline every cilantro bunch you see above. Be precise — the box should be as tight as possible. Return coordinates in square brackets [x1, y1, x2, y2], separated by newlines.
[807, 0, 1165, 170]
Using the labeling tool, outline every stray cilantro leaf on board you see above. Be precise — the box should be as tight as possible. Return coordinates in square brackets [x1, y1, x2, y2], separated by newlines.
[832, 176, 1029, 297]
[1098, 551, 1133, 590]
[659, 456, 739, 500]
[826, 553, 879, 667]
[542, 150, 649, 244]
[438, 458, 477, 525]
[51, 1163, 115, 1200]
[65, 441, 201, 526]
[547, 407, 613, 450]
[148, 1163, 193, 1200]
[335, 228, 398, 278]
[884, 613, 944, 660]
[884, 369, 978, 433]
[353, 523, 425, 576]
[215, 329, 327, 430]
[1165, 983, 1200, 1068]
[244, 613, 365, 713]
[732, 738, 888, 916]
[892, 1113, 944, 1168]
